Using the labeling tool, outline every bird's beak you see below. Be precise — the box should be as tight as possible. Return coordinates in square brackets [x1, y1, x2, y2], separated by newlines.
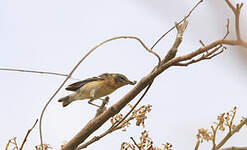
[127, 80, 137, 85]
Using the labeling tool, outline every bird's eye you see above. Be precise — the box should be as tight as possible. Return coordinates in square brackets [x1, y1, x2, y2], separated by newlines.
[119, 76, 125, 81]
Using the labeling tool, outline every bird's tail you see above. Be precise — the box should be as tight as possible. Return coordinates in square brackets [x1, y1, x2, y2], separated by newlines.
[58, 95, 73, 107]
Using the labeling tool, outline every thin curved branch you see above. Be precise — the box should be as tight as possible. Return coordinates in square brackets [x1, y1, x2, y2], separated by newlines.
[0, 68, 80, 80]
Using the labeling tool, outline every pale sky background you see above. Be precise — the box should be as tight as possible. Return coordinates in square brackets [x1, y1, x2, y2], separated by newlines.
[0, 0, 247, 150]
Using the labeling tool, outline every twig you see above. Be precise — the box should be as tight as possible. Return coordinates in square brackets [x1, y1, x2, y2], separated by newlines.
[216, 118, 247, 150]
[6, 137, 19, 150]
[229, 107, 237, 133]
[199, 40, 205, 47]
[0, 68, 79, 80]
[151, 0, 203, 49]
[221, 147, 247, 150]
[130, 137, 141, 150]
[174, 17, 230, 67]
[76, 114, 135, 149]
[111, 82, 153, 130]
[39, 36, 160, 150]
[175, 46, 225, 66]
[20, 119, 38, 150]
[5, 140, 11, 150]
[211, 124, 220, 150]
[225, 0, 243, 41]
[223, 19, 230, 40]
[194, 140, 200, 150]
[163, 20, 188, 63]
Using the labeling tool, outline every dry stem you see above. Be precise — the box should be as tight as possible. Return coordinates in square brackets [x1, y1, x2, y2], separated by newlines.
[20, 119, 38, 150]
[0, 68, 79, 80]
[216, 118, 247, 150]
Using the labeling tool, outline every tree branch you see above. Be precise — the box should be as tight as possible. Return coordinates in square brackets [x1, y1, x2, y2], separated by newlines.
[216, 118, 247, 150]
[151, 0, 203, 49]
[221, 147, 247, 150]
[20, 119, 38, 150]
[0, 68, 79, 80]
[130, 137, 141, 150]
[225, 0, 244, 41]
[175, 45, 225, 66]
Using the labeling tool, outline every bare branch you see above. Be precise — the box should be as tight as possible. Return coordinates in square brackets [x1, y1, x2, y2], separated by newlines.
[216, 118, 247, 150]
[20, 119, 38, 150]
[212, 124, 220, 150]
[221, 147, 247, 150]
[194, 140, 200, 150]
[76, 105, 151, 149]
[0, 68, 79, 80]
[151, 0, 203, 49]
[225, 0, 244, 41]
[223, 19, 230, 40]
[199, 40, 206, 47]
[130, 137, 141, 150]
[163, 20, 188, 63]
[75, 113, 134, 149]
[174, 46, 225, 66]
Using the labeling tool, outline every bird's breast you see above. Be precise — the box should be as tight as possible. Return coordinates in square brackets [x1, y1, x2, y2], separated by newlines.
[79, 81, 117, 99]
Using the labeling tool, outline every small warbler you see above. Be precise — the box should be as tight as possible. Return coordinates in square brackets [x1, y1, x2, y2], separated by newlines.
[58, 73, 136, 107]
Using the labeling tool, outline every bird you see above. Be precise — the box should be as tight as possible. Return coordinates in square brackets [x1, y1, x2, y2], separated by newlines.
[58, 73, 136, 107]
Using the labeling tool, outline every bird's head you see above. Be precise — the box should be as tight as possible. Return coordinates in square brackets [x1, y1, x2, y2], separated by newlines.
[112, 73, 136, 87]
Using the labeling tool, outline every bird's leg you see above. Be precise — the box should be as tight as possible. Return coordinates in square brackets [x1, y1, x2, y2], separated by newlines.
[88, 89, 101, 107]
[95, 97, 109, 117]
[98, 96, 110, 104]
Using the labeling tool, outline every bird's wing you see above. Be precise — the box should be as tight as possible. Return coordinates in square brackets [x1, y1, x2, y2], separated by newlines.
[65, 76, 105, 91]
